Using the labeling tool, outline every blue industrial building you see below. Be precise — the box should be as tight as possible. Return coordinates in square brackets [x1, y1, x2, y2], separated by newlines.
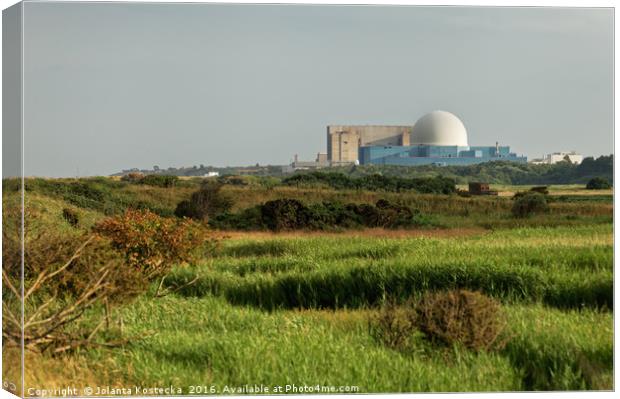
[355, 110, 527, 166]
[359, 144, 527, 166]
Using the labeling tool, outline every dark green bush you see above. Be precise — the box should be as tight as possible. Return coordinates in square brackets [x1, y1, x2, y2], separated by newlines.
[586, 177, 611, 190]
[260, 199, 314, 231]
[512, 192, 549, 218]
[62, 208, 80, 227]
[217, 175, 250, 185]
[282, 172, 456, 194]
[140, 174, 178, 188]
[210, 198, 435, 231]
[175, 181, 234, 222]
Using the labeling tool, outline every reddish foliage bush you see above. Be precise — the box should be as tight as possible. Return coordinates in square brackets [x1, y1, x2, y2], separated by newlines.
[3, 212, 144, 353]
[93, 209, 218, 280]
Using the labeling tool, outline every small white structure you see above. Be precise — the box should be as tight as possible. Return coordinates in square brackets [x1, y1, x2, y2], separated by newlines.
[204, 171, 220, 177]
[531, 151, 583, 165]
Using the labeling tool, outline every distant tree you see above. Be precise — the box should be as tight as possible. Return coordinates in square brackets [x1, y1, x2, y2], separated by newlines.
[153, 165, 160, 171]
[586, 177, 611, 190]
[175, 181, 234, 221]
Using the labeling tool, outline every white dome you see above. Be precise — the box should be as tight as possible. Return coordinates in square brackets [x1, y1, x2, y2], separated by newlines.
[411, 110, 468, 146]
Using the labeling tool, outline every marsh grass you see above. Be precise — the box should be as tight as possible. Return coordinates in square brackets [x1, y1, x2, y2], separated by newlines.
[165, 226, 613, 310]
[3, 179, 613, 393]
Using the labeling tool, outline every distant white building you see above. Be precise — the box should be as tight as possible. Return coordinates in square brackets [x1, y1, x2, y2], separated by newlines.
[530, 151, 583, 165]
[204, 171, 220, 177]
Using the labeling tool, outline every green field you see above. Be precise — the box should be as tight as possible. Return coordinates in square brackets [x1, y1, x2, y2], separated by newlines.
[2, 177, 614, 394]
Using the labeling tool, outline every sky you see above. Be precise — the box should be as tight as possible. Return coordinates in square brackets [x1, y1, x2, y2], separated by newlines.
[11, 2, 615, 176]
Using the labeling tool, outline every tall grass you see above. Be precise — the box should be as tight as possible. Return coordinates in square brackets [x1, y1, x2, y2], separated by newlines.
[164, 226, 612, 310]
[65, 296, 611, 392]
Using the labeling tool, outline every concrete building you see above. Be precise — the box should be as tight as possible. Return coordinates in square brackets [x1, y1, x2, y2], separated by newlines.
[330, 111, 526, 166]
[327, 125, 413, 165]
[530, 151, 583, 165]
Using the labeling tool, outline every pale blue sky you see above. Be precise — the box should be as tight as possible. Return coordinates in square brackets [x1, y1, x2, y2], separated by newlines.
[19, 2, 613, 176]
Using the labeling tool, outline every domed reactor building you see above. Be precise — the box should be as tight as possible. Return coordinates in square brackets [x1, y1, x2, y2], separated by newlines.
[327, 111, 527, 166]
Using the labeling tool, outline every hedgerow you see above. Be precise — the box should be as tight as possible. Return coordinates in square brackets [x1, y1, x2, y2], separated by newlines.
[210, 198, 436, 231]
[282, 172, 456, 194]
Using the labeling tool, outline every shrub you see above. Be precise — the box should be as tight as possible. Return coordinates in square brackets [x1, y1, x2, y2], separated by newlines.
[586, 177, 611, 190]
[120, 172, 145, 182]
[282, 172, 456, 194]
[261, 198, 311, 231]
[93, 209, 218, 280]
[415, 289, 508, 352]
[62, 208, 80, 227]
[371, 300, 418, 351]
[211, 207, 264, 230]
[512, 192, 549, 218]
[175, 181, 234, 221]
[211, 198, 435, 231]
[217, 175, 250, 186]
[140, 174, 179, 188]
[2, 216, 145, 353]
[375, 199, 417, 228]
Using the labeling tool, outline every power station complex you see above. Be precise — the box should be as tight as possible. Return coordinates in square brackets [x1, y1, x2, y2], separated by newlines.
[326, 110, 527, 166]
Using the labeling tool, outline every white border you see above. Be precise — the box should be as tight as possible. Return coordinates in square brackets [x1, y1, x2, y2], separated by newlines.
[0, 1, 617, 399]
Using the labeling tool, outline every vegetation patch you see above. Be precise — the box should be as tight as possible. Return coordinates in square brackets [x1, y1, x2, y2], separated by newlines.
[415, 290, 508, 352]
[586, 177, 612, 190]
[211, 198, 437, 231]
[62, 207, 80, 227]
[174, 181, 233, 222]
[93, 209, 219, 281]
[512, 192, 549, 218]
[282, 172, 456, 194]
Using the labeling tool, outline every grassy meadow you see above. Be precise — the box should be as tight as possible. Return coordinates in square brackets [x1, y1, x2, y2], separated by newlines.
[2, 177, 614, 394]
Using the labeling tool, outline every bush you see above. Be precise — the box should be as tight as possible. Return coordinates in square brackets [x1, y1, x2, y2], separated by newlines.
[93, 209, 218, 280]
[586, 177, 611, 190]
[217, 175, 249, 185]
[415, 289, 508, 352]
[211, 198, 435, 231]
[282, 172, 456, 194]
[120, 172, 145, 182]
[62, 208, 80, 227]
[2, 215, 145, 353]
[512, 192, 549, 218]
[260, 199, 311, 231]
[140, 174, 178, 188]
[175, 181, 234, 222]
